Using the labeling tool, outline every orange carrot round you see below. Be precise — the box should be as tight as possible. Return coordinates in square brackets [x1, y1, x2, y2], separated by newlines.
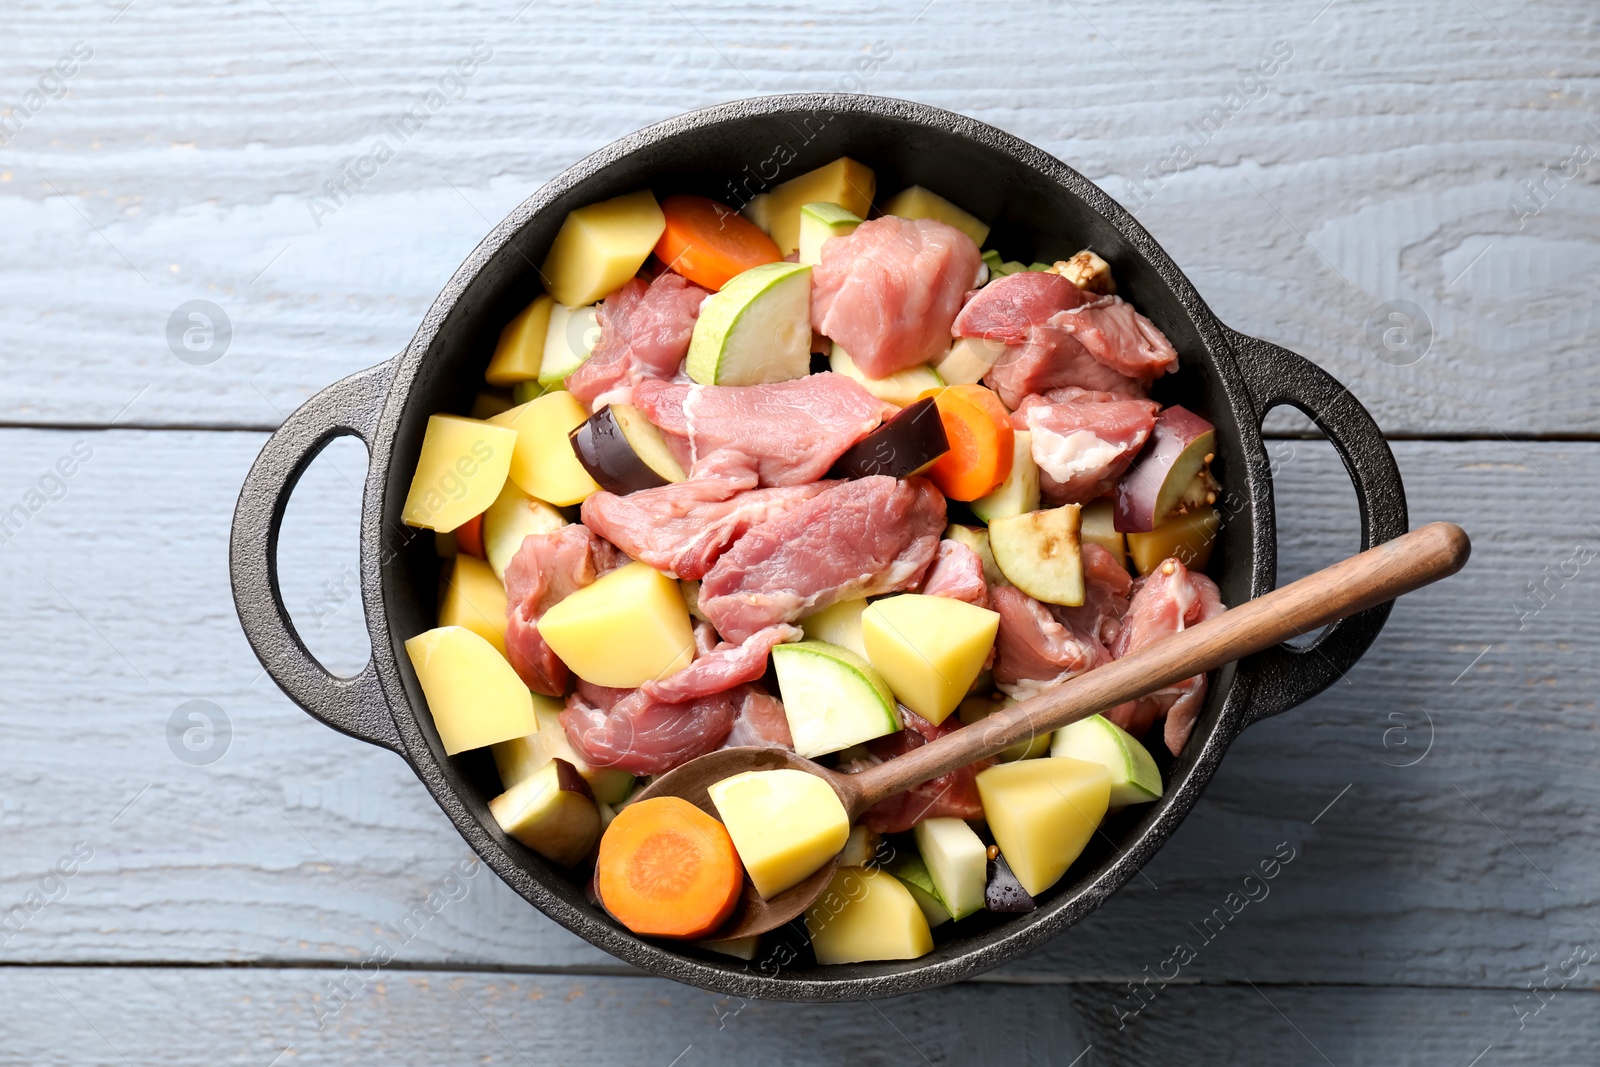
[922, 384, 1015, 500]
[455, 512, 485, 558]
[654, 194, 782, 291]
[597, 796, 745, 939]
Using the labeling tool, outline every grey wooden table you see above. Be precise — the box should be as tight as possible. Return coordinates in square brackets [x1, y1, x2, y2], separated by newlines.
[2, 0, 1595, 1062]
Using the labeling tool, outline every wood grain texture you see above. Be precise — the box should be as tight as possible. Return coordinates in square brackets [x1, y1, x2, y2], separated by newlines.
[0, 0, 1595, 433]
[8, 968, 1598, 1066]
[0, 429, 1593, 996]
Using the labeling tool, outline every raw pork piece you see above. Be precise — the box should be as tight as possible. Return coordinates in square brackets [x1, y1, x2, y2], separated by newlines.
[849, 710, 991, 833]
[560, 679, 741, 775]
[567, 273, 709, 408]
[720, 687, 795, 750]
[1050, 542, 1133, 649]
[632, 373, 892, 487]
[990, 584, 1113, 702]
[640, 623, 801, 704]
[1108, 558, 1226, 754]
[919, 538, 990, 609]
[699, 476, 946, 642]
[503, 525, 625, 696]
[953, 272, 1174, 408]
[1013, 387, 1161, 506]
[811, 216, 984, 377]
[580, 452, 832, 579]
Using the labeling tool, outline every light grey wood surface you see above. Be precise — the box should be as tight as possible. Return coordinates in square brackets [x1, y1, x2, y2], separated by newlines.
[3, 0, 1595, 1062]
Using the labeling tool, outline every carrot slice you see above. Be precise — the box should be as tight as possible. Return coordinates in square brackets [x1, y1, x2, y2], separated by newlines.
[597, 796, 745, 939]
[455, 512, 485, 558]
[654, 194, 782, 291]
[922, 384, 1015, 501]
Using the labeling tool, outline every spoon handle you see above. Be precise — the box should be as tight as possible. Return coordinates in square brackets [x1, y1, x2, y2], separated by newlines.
[842, 521, 1470, 817]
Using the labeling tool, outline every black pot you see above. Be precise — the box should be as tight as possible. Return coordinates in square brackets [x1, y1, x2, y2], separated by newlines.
[230, 93, 1407, 1001]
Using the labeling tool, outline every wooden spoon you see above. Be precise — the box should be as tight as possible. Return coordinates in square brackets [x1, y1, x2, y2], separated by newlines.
[634, 521, 1471, 940]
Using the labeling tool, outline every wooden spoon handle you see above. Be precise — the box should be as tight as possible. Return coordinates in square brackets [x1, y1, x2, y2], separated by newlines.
[842, 521, 1470, 817]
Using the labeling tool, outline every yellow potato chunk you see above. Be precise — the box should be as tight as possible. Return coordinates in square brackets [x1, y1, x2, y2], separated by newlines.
[805, 866, 934, 965]
[536, 561, 694, 688]
[708, 768, 850, 900]
[861, 593, 1000, 725]
[882, 185, 990, 246]
[400, 415, 517, 532]
[1127, 505, 1220, 576]
[484, 294, 554, 386]
[540, 190, 665, 307]
[437, 554, 508, 656]
[488, 390, 600, 507]
[762, 158, 876, 256]
[975, 757, 1111, 897]
[404, 626, 536, 755]
[492, 696, 636, 806]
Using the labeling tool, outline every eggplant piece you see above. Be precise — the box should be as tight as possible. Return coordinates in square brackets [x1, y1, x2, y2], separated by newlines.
[568, 403, 687, 494]
[1114, 405, 1216, 533]
[985, 853, 1037, 913]
[829, 397, 949, 479]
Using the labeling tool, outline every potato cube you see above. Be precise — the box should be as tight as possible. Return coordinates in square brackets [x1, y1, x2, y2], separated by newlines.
[485, 295, 554, 386]
[805, 866, 934, 965]
[536, 561, 694, 688]
[437, 554, 508, 655]
[861, 593, 1000, 725]
[540, 190, 665, 307]
[882, 185, 990, 246]
[760, 158, 876, 256]
[488, 390, 600, 507]
[709, 768, 850, 900]
[404, 626, 536, 755]
[400, 415, 517, 532]
[975, 757, 1110, 896]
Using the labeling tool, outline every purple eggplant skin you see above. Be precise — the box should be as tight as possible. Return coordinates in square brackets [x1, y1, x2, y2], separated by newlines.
[569, 404, 678, 495]
[985, 854, 1037, 913]
[1114, 405, 1216, 533]
[829, 397, 950, 479]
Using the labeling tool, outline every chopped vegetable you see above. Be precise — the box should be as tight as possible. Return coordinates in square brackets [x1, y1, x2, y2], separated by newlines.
[490, 757, 600, 867]
[827, 396, 949, 480]
[493, 697, 636, 805]
[970, 429, 1042, 523]
[943, 523, 1005, 587]
[913, 817, 989, 920]
[883, 184, 991, 246]
[653, 193, 781, 291]
[454, 512, 485, 558]
[958, 693, 1050, 761]
[568, 402, 688, 494]
[751, 157, 875, 256]
[799, 597, 870, 660]
[861, 593, 1000, 726]
[1079, 499, 1128, 571]
[975, 757, 1111, 896]
[540, 189, 666, 307]
[482, 480, 567, 582]
[597, 796, 744, 938]
[1051, 714, 1163, 808]
[985, 853, 1037, 913]
[709, 768, 850, 900]
[805, 866, 934, 964]
[828, 344, 944, 408]
[686, 261, 813, 385]
[933, 335, 1007, 387]
[401, 415, 517, 532]
[437, 554, 507, 656]
[797, 201, 862, 266]
[536, 560, 695, 688]
[837, 824, 883, 868]
[539, 302, 601, 386]
[771, 641, 902, 759]
[404, 625, 536, 755]
[886, 852, 952, 928]
[488, 391, 601, 507]
[989, 503, 1085, 606]
[1047, 249, 1116, 294]
[1127, 504, 1220, 576]
[1114, 405, 1216, 533]
[922, 384, 1015, 501]
[486, 294, 555, 385]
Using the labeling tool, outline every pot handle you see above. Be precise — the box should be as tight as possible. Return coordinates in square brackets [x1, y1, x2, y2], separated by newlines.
[1225, 329, 1409, 726]
[230, 357, 404, 754]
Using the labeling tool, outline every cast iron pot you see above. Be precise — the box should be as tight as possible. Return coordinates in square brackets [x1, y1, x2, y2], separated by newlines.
[230, 93, 1407, 1001]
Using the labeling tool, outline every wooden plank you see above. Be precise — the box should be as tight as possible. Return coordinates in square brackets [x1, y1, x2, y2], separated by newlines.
[1, 428, 1593, 990]
[8, 967, 1595, 1065]
[0, 0, 1594, 433]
